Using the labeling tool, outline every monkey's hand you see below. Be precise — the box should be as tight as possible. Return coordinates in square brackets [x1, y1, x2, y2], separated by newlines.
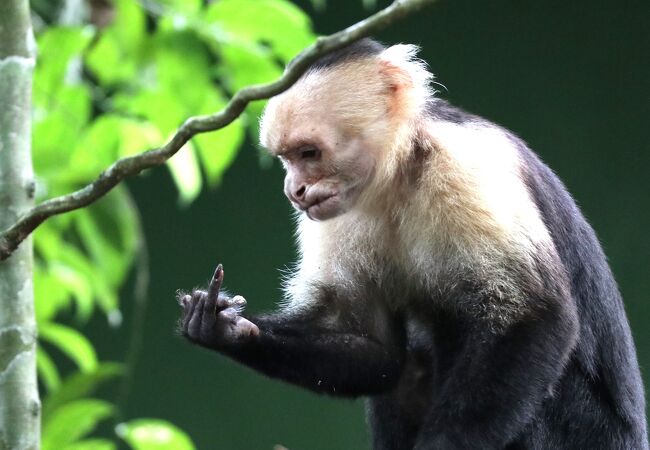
[178, 264, 260, 349]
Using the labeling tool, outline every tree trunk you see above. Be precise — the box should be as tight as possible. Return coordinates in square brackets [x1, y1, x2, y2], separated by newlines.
[0, 0, 39, 449]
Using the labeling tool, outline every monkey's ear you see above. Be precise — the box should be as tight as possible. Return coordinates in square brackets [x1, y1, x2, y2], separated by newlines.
[378, 44, 434, 117]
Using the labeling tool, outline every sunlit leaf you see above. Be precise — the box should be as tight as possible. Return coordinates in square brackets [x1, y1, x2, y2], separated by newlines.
[65, 115, 124, 185]
[34, 220, 66, 260]
[205, 0, 314, 62]
[33, 27, 93, 184]
[75, 209, 125, 285]
[64, 439, 117, 450]
[34, 263, 73, 322]
[37, 347, 61, 392]
[34, 191, 139, 322]
[156, 34, 213, 108]
[43, 363, 124, 420]
[94, 187, 140, 271]
[216, 40, 282, 90]
[118, 119, 163, 158]
[86, 32, 138, 85]
[33, 84, 92, 179]
[35, 26, 94, 94]
[116, 419, 196, 450]
[194, 120, 244, 186]
[50, 262, 94, 322]
[51, 243, 120, 318]
[42, 400, 114, 450]
[39, 322, 98, 373]
[76, 197, 138, 285]
[114, 87, 182, 136]
[85, 0, 146, 85]
[166, 143, 202, 204]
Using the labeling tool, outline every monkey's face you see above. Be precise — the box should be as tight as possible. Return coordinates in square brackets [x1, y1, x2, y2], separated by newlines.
[259, 61, 399, 221]
[278, 131, 377, 221]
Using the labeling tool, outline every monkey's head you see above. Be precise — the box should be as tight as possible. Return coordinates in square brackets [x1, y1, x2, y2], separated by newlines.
[260, 39, 433, 221]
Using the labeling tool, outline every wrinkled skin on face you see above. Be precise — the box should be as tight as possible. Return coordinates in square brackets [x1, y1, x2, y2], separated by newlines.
[279, 134, 377, 221]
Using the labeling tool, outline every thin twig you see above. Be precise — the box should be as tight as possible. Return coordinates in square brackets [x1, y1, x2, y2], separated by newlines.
[0, 0, 437, 261]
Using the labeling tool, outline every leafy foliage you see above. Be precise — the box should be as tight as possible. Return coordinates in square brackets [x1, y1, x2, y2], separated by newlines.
[116, 420, 196, 450]
[32, 0, 316, 447]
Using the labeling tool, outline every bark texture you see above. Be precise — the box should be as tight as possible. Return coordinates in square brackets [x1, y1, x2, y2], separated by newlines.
[0, 0, 39, 448]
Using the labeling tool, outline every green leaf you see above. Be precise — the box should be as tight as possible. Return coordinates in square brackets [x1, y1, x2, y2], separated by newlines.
[36, 26, 94, 94]
[75, 209, 126, 286]
[85, 0, 146, 85]
[166, 143, 202, 204]
[49, 261, 94, 322]
[154, 31, 214, 109]
[35, 196, 137, 322]
[42, 399, 114, 450]
[113, 88, 182, 138]
[68, 115, 123, 179]
[116, 419, 196, 450]
[68, 188, 140, 316]
[39, 322, 98, 373]
[58, 116, 163, 186]
[64, 439, 117, 450]
[33, 27, 94, 183]
[44, 243, 120, 319]
[89, 187, 140, 277]
[37, 347, 61, 392]
[194, 120, 244, 186]
[33, 84, 92, 179]
[215, 40, 282, 90]
[43, 363, 124, 420]
[34, 262, 73, 322]
[117, 119, 163, 158]
[34, 219, 68, 261]
[205, 0, 315, 62]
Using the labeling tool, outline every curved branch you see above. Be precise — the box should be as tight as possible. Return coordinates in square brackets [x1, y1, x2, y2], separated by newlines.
[0, 0, 437, 261]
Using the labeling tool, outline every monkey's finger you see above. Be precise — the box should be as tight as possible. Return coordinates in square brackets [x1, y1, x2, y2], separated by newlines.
[207, 264, 224, 303]
[231, 295, 247, 307]
[188, 296, 206, 337]
[178, 294, 192, 308]
[220, 295, 247, 313]
[181, 295, 196, 331]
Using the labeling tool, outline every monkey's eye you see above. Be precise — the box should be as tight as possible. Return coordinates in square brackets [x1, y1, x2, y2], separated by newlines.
[299, 146, 321, 160]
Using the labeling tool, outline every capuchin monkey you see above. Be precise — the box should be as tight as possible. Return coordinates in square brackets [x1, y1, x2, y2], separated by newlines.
[178, 39, 648, 449]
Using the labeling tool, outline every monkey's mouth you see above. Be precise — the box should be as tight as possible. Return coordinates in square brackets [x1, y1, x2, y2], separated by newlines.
[304, 193, 339, 221]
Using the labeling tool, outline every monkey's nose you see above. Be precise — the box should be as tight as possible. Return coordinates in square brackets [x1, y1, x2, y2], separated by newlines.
[287, 183, 309, 209]
[294, 185, 306, 200]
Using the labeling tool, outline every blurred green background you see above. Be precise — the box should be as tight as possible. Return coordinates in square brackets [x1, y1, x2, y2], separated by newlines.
[74, 0, 649, 449]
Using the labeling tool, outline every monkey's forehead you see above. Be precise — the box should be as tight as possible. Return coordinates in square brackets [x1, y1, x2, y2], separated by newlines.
[260, 61, 390, 151]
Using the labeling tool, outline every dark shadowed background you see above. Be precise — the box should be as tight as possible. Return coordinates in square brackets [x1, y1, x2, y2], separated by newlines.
[85, 0, 650, 448]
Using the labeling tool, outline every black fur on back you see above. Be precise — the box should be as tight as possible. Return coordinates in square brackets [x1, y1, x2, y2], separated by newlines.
[512, 132, 648, 449]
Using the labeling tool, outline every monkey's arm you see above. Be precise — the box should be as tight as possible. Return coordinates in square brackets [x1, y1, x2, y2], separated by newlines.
[415, 294, 579, 450]
[179, 266, 404, 397]
[224, 312, 403, 396]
